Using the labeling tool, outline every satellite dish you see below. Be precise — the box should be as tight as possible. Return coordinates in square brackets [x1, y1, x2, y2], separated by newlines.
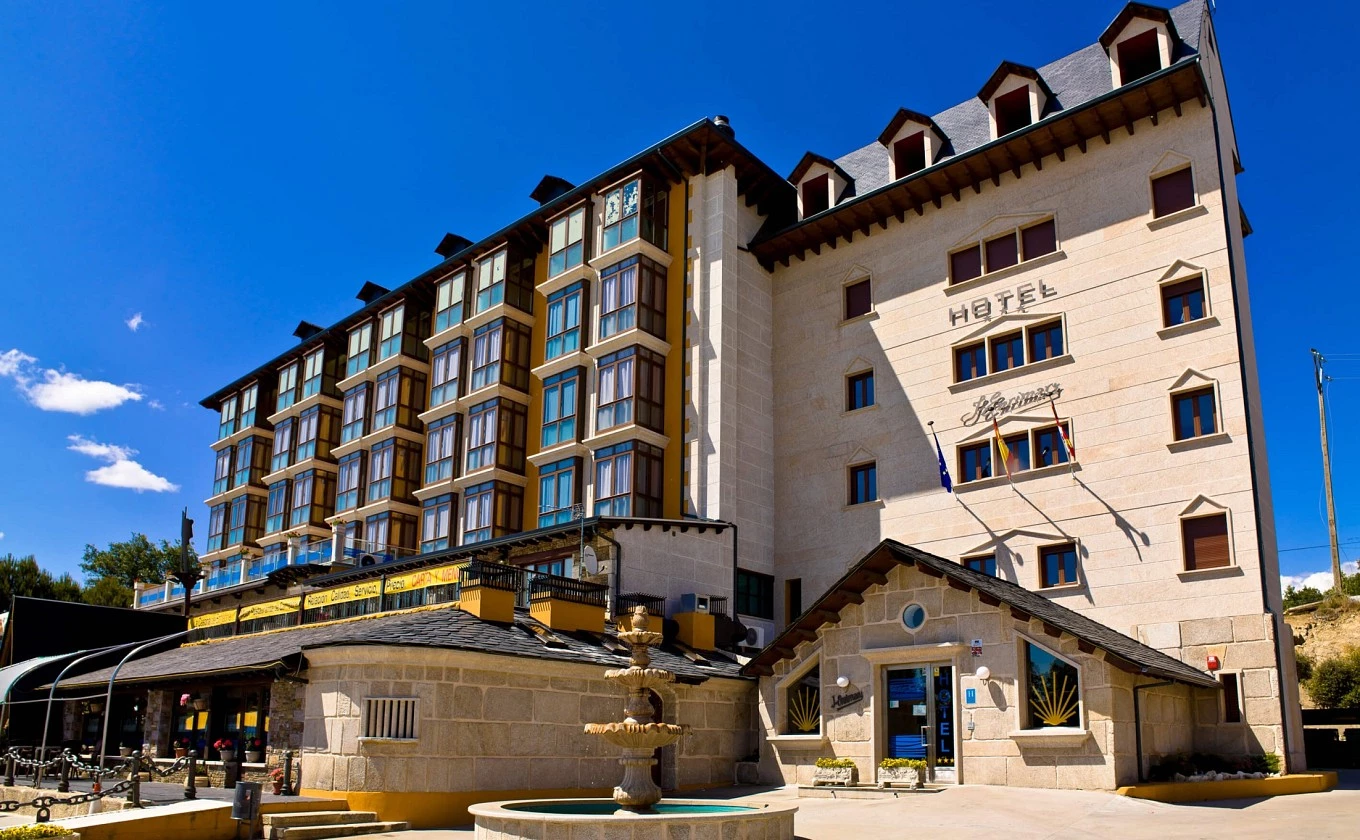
[581, 546, 599, 575]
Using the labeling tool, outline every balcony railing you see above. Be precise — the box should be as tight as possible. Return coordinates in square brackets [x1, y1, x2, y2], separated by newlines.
[618, 592, 666, 617]
[530, 573, 608, 607]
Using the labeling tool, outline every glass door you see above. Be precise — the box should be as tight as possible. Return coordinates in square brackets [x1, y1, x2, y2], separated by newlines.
[883, 664, 955, 782]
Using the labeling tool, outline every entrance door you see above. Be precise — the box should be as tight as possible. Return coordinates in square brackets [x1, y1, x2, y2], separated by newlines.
[883, 664, 955, 782]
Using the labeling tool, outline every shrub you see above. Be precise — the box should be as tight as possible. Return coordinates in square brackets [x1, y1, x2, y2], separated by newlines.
[0, 826, 76, 839]
[1295, 651, 1314, 682]
[1148, 752, 1279, 781]
[1254, 753, 1282, 775]
[814, 757, 856, 769]
[1305, 646, 1360, 709]
[879, 758, 926, 770]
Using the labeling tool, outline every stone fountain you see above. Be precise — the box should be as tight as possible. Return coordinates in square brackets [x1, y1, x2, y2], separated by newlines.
[583, 605, 688, 812]
[469, 605, 797, 839]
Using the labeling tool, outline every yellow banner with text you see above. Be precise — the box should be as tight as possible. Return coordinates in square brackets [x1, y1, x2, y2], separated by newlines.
[188, 608, 237, 630]
[238, 597, 300, 621]
[304, 580, 382, 610]
[383, 563, 464, 595]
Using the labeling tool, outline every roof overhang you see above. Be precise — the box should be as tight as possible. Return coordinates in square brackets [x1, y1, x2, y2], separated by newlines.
[1100, 2, 1178, 49]
[748, 58, 1207, 270]
[740, 539, 1219, 689]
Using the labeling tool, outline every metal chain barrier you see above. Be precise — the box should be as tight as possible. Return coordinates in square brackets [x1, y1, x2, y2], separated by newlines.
[0, 748, 199, 821]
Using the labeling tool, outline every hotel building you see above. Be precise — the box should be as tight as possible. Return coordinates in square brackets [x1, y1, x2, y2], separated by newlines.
[98, 1, 1301, 821]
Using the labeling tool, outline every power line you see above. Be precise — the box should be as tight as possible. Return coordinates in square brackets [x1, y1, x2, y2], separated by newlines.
[1279, 539, 1360, 554]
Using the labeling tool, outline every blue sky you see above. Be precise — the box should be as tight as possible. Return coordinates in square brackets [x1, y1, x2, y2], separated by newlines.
[0, 0, 1355, 590]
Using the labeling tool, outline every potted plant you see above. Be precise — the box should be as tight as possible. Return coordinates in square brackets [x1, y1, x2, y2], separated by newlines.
[213, 738, 235, 762]
[174, 737, 190, 759]
[245, 738, 264, 764]
[269, 766, 286, 796]
[118, 741, 135, 758]
[812, 757, 857, 786]
[877, 757, 926, 789]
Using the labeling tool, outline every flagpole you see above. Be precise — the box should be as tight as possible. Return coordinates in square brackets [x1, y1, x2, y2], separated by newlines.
[1050, 397, 1077, 479]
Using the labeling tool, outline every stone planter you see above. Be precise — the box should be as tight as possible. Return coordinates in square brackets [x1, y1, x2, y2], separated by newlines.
[812, 765, 856, 786]
[877, 766, 923, 789]
[219, 750, 236, 762]
[118, 747, 133, 757]
[245, 751, 264, 763]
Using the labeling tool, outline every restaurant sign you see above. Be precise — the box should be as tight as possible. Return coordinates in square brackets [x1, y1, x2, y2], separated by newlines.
[962, 383, 1063, 426]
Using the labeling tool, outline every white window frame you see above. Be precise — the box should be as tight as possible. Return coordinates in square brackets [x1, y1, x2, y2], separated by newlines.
[1015, 634, 1086, 733]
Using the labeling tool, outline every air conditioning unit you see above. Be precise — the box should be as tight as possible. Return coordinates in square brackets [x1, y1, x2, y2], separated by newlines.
[680, 593, 711, 614]
[359, 554, 381, 567]
[744, 626, 766, 649]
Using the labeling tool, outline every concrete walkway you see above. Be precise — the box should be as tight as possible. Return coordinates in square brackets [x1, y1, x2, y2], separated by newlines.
[353, 770, 1360, 839]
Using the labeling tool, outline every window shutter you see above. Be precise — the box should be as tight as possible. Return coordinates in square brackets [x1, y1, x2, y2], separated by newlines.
[1152, 168, 1195, 217]
[1183, 514, 1230, 570]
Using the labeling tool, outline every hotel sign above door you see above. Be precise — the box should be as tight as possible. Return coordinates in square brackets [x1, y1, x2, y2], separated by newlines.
[962, 383, 1063, 426]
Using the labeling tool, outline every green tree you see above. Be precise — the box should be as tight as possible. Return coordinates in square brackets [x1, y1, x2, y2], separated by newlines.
[1306, 647, 1360, 709]
[79, 533, 192, 588]
[80, 576, 134, 608]
[1283, 584, 1326, 610]
[0, 554, 84, 605]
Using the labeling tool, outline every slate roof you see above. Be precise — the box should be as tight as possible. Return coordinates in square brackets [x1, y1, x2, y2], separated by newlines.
[743, 539, 1219, 689]
[60, 605, 745, 689]
[829, 1, 1205, 198]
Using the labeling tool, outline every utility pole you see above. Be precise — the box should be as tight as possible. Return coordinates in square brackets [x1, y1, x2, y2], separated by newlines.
[1312, 349, 1344, 594]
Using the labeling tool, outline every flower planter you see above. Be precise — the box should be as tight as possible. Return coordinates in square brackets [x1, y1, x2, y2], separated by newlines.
[219, 750, 237, 762]
[119, 747, 133, 758]
[271, 781, 284, 795]
[174, 748, 187, 759]
[877, 766, 923, 789]
[245, 751, 264, 764]
[812, 766, 856, 786]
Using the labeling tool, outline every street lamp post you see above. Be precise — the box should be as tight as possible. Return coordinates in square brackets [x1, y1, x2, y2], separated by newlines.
[169, 509, 203, 619]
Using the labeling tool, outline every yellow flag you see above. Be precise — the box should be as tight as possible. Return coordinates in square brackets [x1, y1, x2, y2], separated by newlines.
[993, 419, 1012, 479]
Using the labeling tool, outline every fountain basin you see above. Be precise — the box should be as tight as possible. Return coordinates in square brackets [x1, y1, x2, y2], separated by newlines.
[470, 799, 798, 840]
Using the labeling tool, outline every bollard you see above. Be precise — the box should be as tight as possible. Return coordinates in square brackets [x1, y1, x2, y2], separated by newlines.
[57, 751, 70, 794]
[184, 750, 197, 800]
[282, 750, 295, 796]
[223, 753, 240, 790]
[5, 753, 14, 787]
[129, 751, 142, 808]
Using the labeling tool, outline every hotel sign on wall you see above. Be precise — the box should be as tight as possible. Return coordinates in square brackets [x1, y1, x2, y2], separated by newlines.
[962, 383, 1063, 426]
[949, 281, 1058, 326]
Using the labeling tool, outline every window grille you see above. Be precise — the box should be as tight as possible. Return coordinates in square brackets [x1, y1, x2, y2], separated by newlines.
[364, 697, 419, 740]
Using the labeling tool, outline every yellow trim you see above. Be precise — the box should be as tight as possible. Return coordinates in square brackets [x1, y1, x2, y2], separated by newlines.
[1116, 772, 1338, 803]
[189, 607, 237, 630]
[663, 179, 686, 518]
[529, 597, 605, 633]
[304, 580, 382, 609]
[238, 596, 300, 621]
[675, 611, 715, 650]
[460, 585, 515, 623]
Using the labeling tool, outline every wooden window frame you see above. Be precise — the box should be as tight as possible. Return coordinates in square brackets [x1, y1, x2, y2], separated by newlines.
[537, 457, 582, 527]
[948, 217, 1058, 285]
[1160, 272, 1209, 328]
[958, 441, 993, 484]
[542, 367, 584, 449]
[1151, 166, 1197, 219]
[1171, 384, 1219, 441]
[847, 461, 877, 506]
[963, 554, 997, 577]
[336, 452, 365, 513]
[843, 277, 873, 321]
[424, 414, 461, 485]
[846, 369, 875, 411]
[434, 269, 468, 334]
[1038, 541, 1080, 589]
[1180, 509, 1233, 572]
[548, 205, 588, 278]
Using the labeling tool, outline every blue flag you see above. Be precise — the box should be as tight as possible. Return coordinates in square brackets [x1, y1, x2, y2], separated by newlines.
[933, 429, 953, 493]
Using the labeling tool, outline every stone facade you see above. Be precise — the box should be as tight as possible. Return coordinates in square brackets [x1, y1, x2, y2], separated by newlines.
[267, 678, 307, 765]
[299, 645, 754, 824]
[759, 563, 1218, 789]
[144, 689, 176, 757]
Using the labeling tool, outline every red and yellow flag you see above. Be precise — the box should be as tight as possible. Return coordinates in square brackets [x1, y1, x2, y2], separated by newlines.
[993, 419, 1013, 480]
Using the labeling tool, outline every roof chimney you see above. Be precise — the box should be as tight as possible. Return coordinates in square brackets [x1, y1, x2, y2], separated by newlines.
[292, 321, 324, 342]
[356, 282, 390, 305]
[530, 175, 576, 206]
[435, 233, 472, 259]
[713, 115, 735, 139]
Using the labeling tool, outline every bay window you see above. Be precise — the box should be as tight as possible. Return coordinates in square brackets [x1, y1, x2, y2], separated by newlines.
[233, 436, 269, 487]
[294, 406, 339, 464]
[207, 503, 228, 552]
[462, 481, 524, 545]
[465, 397, 527, 474]
[213, 446, 234, 495]
[421, 494, 455, 552]
[594, 440, 663, 517]
[227, 495, 265, 548]
[434, 270, 467, 333]
[218, 396, 238, 440]
[596, 346, 665, 434]
[538, 457, 581, 527]
[301, 347, 326, 399]
[548, 206, 586, 277]
[265, 480, 290, 534]
[365, 511, 417, 554]
[239, 384, 260, 429]
[290, 469, 335, 529]
[541, 368, 582, 448]
[372, 367, 426, 431]
[378, 305, 406, 361]
[270, 419, 294, 473]
[430, 340, 464, 407]
[598, 256, 666, 341]
[366, 438, 421, 504]
[276, 363, 300, 412]
[425, 415, 461, 484]
[474, 250, 507, 314]
[341, 384, 369, 443]
[347, 323, 373, 376]
[470, 318, 531, 393]
[336, 452, 364, 513]
[368, 440, 394, 502]
[601, 177, 667, 253]
[546, 284, 584, 360]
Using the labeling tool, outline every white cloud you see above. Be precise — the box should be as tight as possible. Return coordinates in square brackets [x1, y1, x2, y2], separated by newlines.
[1281, 560, 1359, 592]
[67, 434, 179, 493]
[0, 348, 142, 414]
[148, 399, 165, 410]
[0, 532, 5, 541]
[126, 313, 144, 332]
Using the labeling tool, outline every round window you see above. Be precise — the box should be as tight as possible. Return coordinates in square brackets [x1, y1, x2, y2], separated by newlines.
[901, 603, 927, 631]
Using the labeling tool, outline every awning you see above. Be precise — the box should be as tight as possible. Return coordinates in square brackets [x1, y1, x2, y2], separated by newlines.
[0, 653, 84, 704]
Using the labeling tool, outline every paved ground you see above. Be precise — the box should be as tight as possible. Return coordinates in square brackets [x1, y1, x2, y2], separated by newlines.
[4, 772, 1356, 837]
[356, 770, 1360, 840]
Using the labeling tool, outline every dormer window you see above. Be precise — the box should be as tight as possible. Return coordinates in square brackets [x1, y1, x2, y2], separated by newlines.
[801, 174, 830, 217]
[994, 88, 1032, 136]
[1115, 29, 1161, 83]
[979, 63, 1051, 141]
[1101, 4, 1177, 88]
[893, 133, 926, 179]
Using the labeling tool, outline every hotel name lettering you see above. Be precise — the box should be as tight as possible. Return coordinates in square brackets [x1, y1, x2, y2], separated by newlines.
[949, 281, 1058, 325]
[963, 383, 1063, 426]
